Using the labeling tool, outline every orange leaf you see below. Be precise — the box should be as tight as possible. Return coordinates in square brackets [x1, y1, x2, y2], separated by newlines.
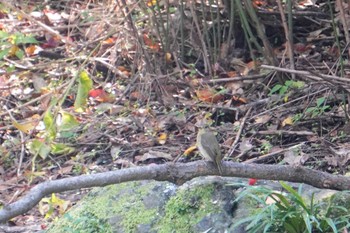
[227, 71, 239, 77]
[143, 34, 160, 52]
[196, 88, 224, 103]
[232, 96, 248, 104]
[183, 145, 197, 156]
[117, 66, 131, 77]
[25, 45, 37, 56]
[129, 91, 146, 101]
[102, 37, 117, 45]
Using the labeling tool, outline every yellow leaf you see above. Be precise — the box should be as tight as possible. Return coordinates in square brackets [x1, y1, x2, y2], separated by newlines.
[147, 0, 157, 7]
[165, 52, 172, 63]
[183, 145, 197, 156]
[12, 114, 40, 134]
[281, 116, 293, 127]
[157, 133, 167, 145]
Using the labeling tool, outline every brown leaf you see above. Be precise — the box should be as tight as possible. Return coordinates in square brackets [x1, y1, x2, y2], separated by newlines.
[137, 150, 173, 162]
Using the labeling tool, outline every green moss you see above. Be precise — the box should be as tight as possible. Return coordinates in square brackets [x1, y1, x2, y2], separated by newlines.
[48, 181, 160, 233]
[58, 212, 112, 233]
[156, 184, 218, 233]
[324, 192, 350, 218]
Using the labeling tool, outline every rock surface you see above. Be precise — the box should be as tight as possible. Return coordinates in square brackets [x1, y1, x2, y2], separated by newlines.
[47, 177, 350, 233]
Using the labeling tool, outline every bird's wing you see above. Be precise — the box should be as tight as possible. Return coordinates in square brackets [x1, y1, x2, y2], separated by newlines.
[201, 133, 221, 156]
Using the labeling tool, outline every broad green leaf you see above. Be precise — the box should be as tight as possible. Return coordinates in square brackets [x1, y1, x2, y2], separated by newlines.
[74, 70, 93, 112]
[28, 139, 51, 159]
[43, 111, 56, 140]
[57, 111, 79, 138]
[57, 111, 79, 131]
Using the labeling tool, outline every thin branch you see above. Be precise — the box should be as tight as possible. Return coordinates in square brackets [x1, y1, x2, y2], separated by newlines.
[245, 143, 304, 163]
[228, 107, 252, 157]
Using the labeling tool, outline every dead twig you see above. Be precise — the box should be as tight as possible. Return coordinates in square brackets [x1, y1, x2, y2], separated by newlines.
[256, 130, 316, 136]
[244, 143, 305, 163]
[228, 107, 252, 157]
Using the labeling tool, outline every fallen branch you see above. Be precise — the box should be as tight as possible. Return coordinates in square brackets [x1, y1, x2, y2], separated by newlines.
[1, 161, 349, 223]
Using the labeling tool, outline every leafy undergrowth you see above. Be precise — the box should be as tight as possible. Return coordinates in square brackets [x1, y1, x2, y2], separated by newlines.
[1, 0, 350, 230]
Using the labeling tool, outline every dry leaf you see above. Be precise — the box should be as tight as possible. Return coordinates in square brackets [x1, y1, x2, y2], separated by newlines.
[143, 33, 160, 52]
[184, 145, 197, 156]
[13, 114, 41, 134]
[195, 88, 224, 103]
[281, 116, 293, 127]
[157, 133, 167, 145]
[138, 150, 173, 161]
[242, 60, 260, 76]
[165, 52, 172, 63]
[254, 114, 271, 124]
[282, 150, 301, 166]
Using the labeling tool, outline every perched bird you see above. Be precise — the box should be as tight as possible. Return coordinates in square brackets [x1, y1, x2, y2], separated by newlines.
[196, 128, 224, 174]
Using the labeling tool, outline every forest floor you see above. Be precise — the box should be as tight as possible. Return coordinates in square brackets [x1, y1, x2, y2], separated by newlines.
[1, 0, 350, 230]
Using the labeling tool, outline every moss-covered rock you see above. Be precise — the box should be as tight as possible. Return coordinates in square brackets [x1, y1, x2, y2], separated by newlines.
[47, 178, 350, 233]
[48, 177, 236, 233]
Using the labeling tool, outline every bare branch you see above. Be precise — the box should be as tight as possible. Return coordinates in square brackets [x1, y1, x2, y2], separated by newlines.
[1, 161, 349, 223]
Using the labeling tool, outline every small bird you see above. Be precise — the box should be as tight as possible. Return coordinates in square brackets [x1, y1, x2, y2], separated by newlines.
[196, 128, 224, 174]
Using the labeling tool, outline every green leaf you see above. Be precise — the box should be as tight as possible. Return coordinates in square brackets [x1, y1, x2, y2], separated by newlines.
[285, 80, 293, 87]
[18, 35, 38, 44]
[51, 143, 75, 155]
[270, 192, 290, 209]
[305, 107, 315, 114]
[15, 49, 24, 59]
[0, 47, 10, 60]
[283, 222, 299, 233]
[280, 182, 310, 213]
[302, 213, 313, 233]
[0, 30, 9, 39]
[58, 111, 79, 130]
[279, 86, 288, 95]
[269, 84, 282, 95]
[28, 139, 51, 159]
[74, 70, 93, 112]
[43, 111, 56, 140]
[316, 97, 326, 107]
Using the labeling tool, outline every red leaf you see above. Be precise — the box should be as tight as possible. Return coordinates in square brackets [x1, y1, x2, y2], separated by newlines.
[89, 89, 104, 98]
[89, 89, 114, 102]
[248, 178, 258, 185]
